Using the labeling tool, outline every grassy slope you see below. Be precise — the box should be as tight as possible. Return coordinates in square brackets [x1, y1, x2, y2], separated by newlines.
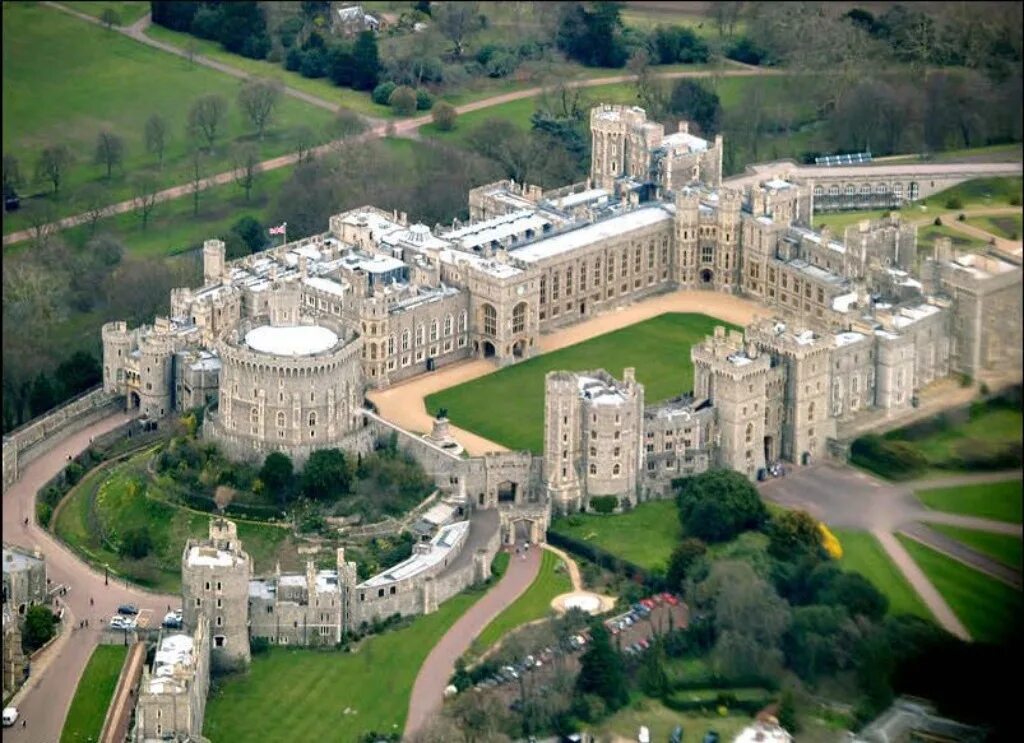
[925, 523, 1022, 570]
[204, 589, 485, 742]
[60, 645, 129, 743]
[473, 549, 572, 652]
[63, 1, 150, 25]
[831, 528, 933, 620]
[1, 2, 333, 234]
[897, 534, 1023, 644]
[965, 213, 1022, 240]
[916, 480, 1023, 524]
[550, 500, 682, 572]
[427, 313, 736, 454]
[899, 409, 1022, 466]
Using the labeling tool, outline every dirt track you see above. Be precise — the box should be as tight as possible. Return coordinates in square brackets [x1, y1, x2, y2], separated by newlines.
[367, 290, 766, 455]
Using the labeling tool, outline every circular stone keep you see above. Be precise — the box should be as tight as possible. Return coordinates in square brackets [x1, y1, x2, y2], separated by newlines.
[244, 325, 339, 356]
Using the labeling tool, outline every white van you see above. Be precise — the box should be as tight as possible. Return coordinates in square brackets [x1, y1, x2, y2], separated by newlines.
[2, 707, 18, 726]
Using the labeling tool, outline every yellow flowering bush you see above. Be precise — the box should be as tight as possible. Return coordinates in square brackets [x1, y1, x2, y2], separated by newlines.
[819, 523, 843, 560]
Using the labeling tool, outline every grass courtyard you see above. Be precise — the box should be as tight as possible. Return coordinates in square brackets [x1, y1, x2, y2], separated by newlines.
[203, 588, 485, 742]
[550, 499, 682, 572]
[925, 523, 1022, 570]
[831, 528, 933, 620]
[426, 313, 736, 453]
[472, 549, 573, 654]
[897, 535, 1023, 644]
[60, 644, 129, 743]
[916, 479, 1023, 524]
[1, 2, 334, 234]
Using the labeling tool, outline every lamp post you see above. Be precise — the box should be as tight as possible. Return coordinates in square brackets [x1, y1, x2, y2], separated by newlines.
[104, 564, 109, 586]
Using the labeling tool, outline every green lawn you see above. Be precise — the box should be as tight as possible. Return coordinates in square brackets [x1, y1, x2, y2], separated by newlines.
[915, 223, 990, 257]
[895, 408, 1022, 467]
[64, 1, 150, 25]
[916, 480, 1023, 524]
[965, 213, 1022, 240]
[926, 523, 1022, 570]
[426, 313, 736, 453]
[897, 534, 1023, 644]
[53, 449, 294, 593]
[831, 528, 933, 620]
[60, 644, 129, 743]
[473, 549, 573, 653]
[595, 697, 753, 743]
[812, 209, 903, 234]
[921, 176, 1023, 210]
[2, 2, 333, 234]
[550, 499, 682, 572]
[204, 588, 485, 742]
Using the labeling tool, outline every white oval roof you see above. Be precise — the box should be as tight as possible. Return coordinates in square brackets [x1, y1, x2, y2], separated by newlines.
[244, 325, 338, 356]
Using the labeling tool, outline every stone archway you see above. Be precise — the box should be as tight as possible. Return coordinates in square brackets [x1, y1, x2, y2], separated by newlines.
[512, 339, 526, 359]
[700, 268, 713, 285]
[505, 517, 542, 545]
[497, 480, 517, 503]
[482, 341, 496, 358]
[129, 391, 141, 410]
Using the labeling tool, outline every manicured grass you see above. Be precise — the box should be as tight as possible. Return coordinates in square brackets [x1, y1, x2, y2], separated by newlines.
[491, 551, 511, 578]
[64, 1, 150, 25]
[921, 176, 1023, 210]
[426, 313, 737, 453]
[60, 644, 129, 743]
[915, 223, 990, 257]
[926, 524, 1022, 570]
[897, 534, 1023, 644]
[473, 549, 573, 653]
[54, 450, 294, 593]
[896, 408, 1022, 467]
[595, 696, 753, 743]
[204, 588, 486, 742]
[812, 209, 902, 234]
[1, 2, 334, 233]
[916, 480, 1023, 524]
[966, 213, 1022, 240]
[550, 500, 682, 572]
[831, 528, 933, 620]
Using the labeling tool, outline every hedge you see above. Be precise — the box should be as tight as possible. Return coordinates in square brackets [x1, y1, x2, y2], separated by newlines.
[546, 530, 664, 591]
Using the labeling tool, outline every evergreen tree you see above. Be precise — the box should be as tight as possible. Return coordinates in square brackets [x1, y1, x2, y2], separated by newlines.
[576, 622, 629, 712]
[352, 31, 380, 91]
[29, 372, 57, 416]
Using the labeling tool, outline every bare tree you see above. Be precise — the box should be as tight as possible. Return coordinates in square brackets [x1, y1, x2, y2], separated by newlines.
[710, 1, 744, 37]
[79, 183, 111, 235]
[131, 174, 160, 230]
[26, 200, 58, 249]
[628, 49, 668, 121]
[186, 147, 205, 216]
[294, 125, 316, 164]
[231, 144, 262, 201]
[35, 144, 76, 195]
[94, 130, 125, 179]
[187, 94, 229, 150]
[185, 36, 198, 66]
[144, 113, 169, 168]
[2, 154, 22, 197]
[433, 1, 481, 59]
[237, 79, 283, 139]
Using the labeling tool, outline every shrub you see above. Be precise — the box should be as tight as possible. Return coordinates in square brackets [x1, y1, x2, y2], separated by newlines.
[958, 373, 973, 387]
[957, 213, 966, 221]
[119, 525, 154, 559]
[849, 434, 928, 480]
[415, 88, 433, 111]
[980, 382, 991, 395]
[945, 196, 963, 209]
[589, 495, 618, 514]
[389, 85, 417, 116]
[64, 461, 84, 486]
[250, 636, 271, 655]
[726, 36, 767, 65]
[820, 523, 843, 560]
[674, 469, 768, 543]
[372, 81, 397, 105]
[23, 605, 58, 652]
[1010, 195, 1022, 206]
[432, 102, 457, 131]
[933, 217, 943, 226]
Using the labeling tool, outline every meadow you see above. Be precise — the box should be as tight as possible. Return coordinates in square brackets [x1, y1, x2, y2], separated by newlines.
[60, 645, 129, 743]
[426, 313, 736, 454]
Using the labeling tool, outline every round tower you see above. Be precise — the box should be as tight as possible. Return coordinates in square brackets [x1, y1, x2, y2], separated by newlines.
[203, 239, 226, 285]
[674, 189, 701, 287]
[101, 321, 132, 395]
[137, 326, 174, 418]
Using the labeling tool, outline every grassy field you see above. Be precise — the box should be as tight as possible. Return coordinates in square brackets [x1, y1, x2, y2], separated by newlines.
[923, 176, 1023, 210]
[426, 313, 735, 453]
[473, 549, 573, 653]
[965, 213, 1022, 240]
[916, 480, 1023, 524]
[897, 535, 1023, 644]
[595, 696, 753, 743]
[895, 408, 1022, 467]
[831, 528, 933, 620]
[1, 2, 334, 234]
[926, 523, 1022, 570]
[550, 499, 682, 572]
[204, 588, 485, 742]
[915, 223, 991, 257]
[64, 1, 150, 25]
[60, 644, 129, 743]
[53, 450, 295, 593]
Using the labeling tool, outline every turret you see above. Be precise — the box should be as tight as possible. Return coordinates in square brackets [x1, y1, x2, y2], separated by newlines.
[203, 239, 226, 285]
[101, 321, 132, 394]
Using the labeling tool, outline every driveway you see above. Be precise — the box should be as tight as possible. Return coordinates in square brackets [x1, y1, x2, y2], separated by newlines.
[2, 412, 180, 743]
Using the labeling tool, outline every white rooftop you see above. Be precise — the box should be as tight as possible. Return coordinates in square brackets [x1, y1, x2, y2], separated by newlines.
[891, 303, 941, 329]
[835, 331, 867, 348]
[557, 188, 609, 209]
[244, 325, 339, 356]
[577, 375, 627, 405]
[662, 130, 710, 152]
[303, 276, 347, 297]
[186, 546, 235, 568]
[764, 178, 793, 190]
[733, 722, 793, 743]
[512, 207, 673, 263]
[438, 248, 523, 279]
[832, 291, 859, 312]
[360, 520, 470, 588]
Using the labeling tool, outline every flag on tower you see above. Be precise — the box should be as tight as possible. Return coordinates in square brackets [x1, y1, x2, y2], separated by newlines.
[269, 223, 287, 236]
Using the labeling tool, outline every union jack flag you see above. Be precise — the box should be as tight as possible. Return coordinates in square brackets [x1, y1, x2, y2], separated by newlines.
[268, 223, 287, 235]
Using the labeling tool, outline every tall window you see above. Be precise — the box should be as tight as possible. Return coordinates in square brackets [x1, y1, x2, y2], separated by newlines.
[308, 412, 317, 427]
[444, 314, 453, 336]
[416, 323, 425, 346]
[430, 320, 439, 341]
[402, 330, 410, 351]
[483, 304, 497, 336]
[387, 336, 395, 356]
[276, 411, 285, 428]
[459, 310, 468, 331]
[512, 303, 527, 334]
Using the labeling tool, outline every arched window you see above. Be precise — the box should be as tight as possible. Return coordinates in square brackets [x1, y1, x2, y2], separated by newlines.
[416, 323, 425, 346]
[845, 184, 856, 196]
[483, 304, 497, 336]
[859, 183, 871, 195]
[813, 186, 824, 197]
[875, 183, 887, 194]
[829, 185, 840, 196]
[276, 411, 285, 427]
[444, 314, 453, 336]
[251, 407, 259, 423]
[589, 464, 597, 475]
[369, 343, 377, 360]
[909, 182, 919, 199]
[402, 330, 411, 351]
[512, 302, 527, 334]
[308, 412, 317, 427]
[430, 320, 439, 341]
[612, 464, 621, 475]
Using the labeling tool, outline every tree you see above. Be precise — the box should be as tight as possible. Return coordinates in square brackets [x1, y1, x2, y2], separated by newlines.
[186, 147, 205, 216]
[144, 113, 169, 168]
[294, 125, 317, 163]
[79, 183, 111, 235]
[352, 30, 380, 90]
[238, 79, 283, 139]
[675, 469, 767, 543]
[778, 687, 800, 733]
[667, 79, 722, 136]
[433, 1, 480, 59]
[29, 371, 57, 416]
[666, 537, 707, 591]
[710, 1, 744, 37]
[638, 637, 670, 698]
[260, 451, 294, 499]
[54, 350, 102, 399]
[783, 605, 847, 682]
[2, 154, 22, 198]
[232, 144, 262, 201]
[330, 109, 367, 139]
[100, 7, 120, 29]
[22, 605, 57, 652]
[389, 85, 418, 116]
[35, 144, 76, 195]
[187, 94, 229, 150]
[94, 130, 125, 179]
[119, 525, 154, 559]
[432, 102, 457, 131]
[767, 510, 825, 561]
[817, 571, 888, 621]
[302, 448, 352, 500]
[556, 1, 628, 68]
[131, 174, 160, 229]
[576, 622, 629, 712]
[372, 81, 397, 105]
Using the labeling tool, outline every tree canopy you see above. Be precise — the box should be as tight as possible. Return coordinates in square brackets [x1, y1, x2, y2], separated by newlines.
[675, 469, 767, 543]
[301, 448, 352, 500]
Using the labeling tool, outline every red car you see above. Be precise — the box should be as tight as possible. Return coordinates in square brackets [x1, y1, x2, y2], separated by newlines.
[664, 593, 679, 606]
[651, 594, 665, 606]
[641, 598, 656, 610]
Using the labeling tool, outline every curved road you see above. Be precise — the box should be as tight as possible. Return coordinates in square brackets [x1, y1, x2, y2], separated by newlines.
[2, 412, 179, 743]
[404, 545, 542, 739]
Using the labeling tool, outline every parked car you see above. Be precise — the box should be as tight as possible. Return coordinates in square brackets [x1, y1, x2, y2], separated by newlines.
[671, 725, 684, 743]
[110, 615, 129, 629]
[117, 604, 139, 616]
[162, 612, 182, 628]
[702, 731, 719, 743]
[2, 707, 18, 727]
